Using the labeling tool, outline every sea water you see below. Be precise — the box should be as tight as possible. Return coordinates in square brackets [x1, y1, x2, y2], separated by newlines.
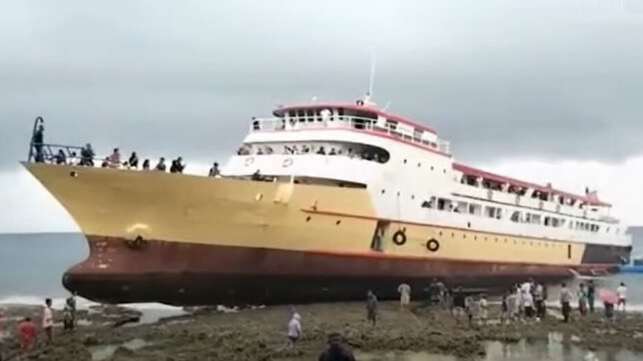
[0, 233, 185, 320]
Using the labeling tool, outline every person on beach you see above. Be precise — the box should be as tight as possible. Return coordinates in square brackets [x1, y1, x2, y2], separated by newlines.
[616, 282, 627, 312]
[587, 280, 596, 313]
[604, 300, 615, 321]
[286, 311, 302, 347]
[560, 283, 572, 322]
[464, 296, 475, 326]
[366, 290, 378, 326]
[397, 283, 411, 310]
[43, 298, 54, 344]
[63, 293, 76, 331]
[523, 289, 535, 319]
[450, 287, 466, 318]
[533, 283, 545, 319]
[578, 283, 588, 316]
[500, 292, 509, 324]
[479, 294, 488, 325]
[18, 317, 37, 352]
[318, 332, 356, 361]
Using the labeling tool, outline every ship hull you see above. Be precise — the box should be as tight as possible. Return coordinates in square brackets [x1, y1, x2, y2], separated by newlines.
[23, 163, 630, 305]
[64, 236, 624, 305]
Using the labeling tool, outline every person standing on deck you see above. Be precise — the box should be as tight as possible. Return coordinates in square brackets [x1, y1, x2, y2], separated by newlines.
[560, 283, 573, 323]
[587, 280, 596, 313]
[42, 298, 54, 344]
[397, 283, 411, 310]
[128, 152, 139, 169]
[616, 282, 627, 312]
[366, 290, 378, 326]
[209, 162, 221, 177]
[32, 124, 45, 162]
[108, 148, 121, 167]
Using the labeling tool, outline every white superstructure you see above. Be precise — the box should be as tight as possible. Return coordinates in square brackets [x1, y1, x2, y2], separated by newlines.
[223, 98, 631, 250]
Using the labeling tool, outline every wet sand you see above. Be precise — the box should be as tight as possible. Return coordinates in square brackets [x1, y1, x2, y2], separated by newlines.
[1, 301, 643, 360]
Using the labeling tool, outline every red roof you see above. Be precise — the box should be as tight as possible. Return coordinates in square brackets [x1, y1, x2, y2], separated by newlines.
[273, 102, 437, 135]
[453, 163, 611, 207]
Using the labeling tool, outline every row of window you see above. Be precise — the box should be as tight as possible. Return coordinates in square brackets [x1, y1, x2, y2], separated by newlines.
[420, 196, 614, 234]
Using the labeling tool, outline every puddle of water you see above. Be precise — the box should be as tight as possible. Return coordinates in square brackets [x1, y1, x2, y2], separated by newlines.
[89, 338, 149, 361]
[357, 336, 643, 361]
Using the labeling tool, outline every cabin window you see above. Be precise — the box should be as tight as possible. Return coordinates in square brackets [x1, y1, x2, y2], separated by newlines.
[437, 198, 448, 211]
[511, 211, 520, 222]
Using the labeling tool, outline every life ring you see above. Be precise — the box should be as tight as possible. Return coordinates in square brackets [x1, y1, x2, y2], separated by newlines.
[392, 230, 406, 246]
[282, 158, 294, 168]
[426, 238, 440, 252]
[244, 157, 255, 167]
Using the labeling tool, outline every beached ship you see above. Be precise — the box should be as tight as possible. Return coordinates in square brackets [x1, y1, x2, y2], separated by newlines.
[23, 95, 632, 305]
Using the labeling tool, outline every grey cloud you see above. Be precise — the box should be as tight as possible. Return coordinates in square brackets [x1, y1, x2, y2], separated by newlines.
[1, 0, 643, 171]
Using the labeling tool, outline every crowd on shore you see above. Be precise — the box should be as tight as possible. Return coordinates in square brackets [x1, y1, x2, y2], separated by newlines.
[0, 278, 631, 361]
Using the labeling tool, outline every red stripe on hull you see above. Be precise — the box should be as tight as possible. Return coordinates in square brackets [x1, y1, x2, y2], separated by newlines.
[63, 236, 616, 305]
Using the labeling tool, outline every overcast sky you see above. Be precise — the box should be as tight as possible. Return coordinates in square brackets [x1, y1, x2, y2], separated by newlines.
[1, 0, 643, 232]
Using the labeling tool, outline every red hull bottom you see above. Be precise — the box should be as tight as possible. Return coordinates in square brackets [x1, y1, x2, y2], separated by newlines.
[62, 236, 618, 305]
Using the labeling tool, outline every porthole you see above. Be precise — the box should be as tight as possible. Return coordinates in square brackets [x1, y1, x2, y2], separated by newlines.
[305, 216, 311, 222]
[430, 166, 434, 171]
[417, 162, 421, 167]
[381, 189, 386, 194]
[403, 159, 407, 164]
[411, 195, 415, 200]
[467, 222, 471, 228]
[335, 220, 341, 225]
[443, 169, 446, 173]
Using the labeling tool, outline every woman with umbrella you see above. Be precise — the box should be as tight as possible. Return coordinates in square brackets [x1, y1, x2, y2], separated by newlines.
[599, 288, 618, 320]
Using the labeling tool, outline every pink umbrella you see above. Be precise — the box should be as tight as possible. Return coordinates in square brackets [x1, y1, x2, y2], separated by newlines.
[599, 288, 618, 304]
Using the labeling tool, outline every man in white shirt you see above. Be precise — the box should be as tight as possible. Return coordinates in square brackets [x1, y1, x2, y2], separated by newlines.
[616, 282, 627, 312]
[397, 283, 411, 310]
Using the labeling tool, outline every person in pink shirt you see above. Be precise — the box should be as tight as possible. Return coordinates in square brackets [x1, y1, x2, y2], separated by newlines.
[18, 317, 37, 351]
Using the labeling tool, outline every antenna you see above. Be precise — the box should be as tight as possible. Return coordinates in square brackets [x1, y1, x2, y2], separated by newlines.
[367, 55, 376, 98]
[382, 100, 392, 111]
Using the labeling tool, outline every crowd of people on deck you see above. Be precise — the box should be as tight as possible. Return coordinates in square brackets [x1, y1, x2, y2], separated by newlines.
[30, 126, 225, 176]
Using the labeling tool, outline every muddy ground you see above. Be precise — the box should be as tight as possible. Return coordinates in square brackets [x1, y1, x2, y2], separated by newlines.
[1, 301, 643, 361]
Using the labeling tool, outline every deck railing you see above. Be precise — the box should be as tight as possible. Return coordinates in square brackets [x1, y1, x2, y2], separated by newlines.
[249, 116, 451, 155]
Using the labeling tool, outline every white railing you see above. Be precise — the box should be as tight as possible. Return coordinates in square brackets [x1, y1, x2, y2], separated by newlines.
[249, 116, 451, 154]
